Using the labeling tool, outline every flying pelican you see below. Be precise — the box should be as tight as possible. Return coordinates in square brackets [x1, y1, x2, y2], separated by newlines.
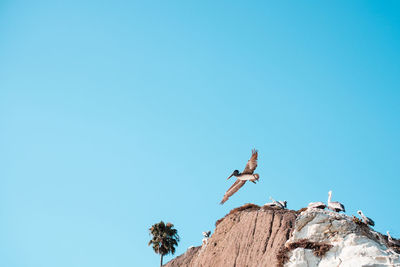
[307, 202, 326, 209]
[357, 210, 375, 227]
[327, 190, 345, 212]
[220, 149, 259, 204]
[387, 231, 400, 246]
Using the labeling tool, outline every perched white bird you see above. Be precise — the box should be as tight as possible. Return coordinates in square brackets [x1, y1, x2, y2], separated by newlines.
[269, 196, 287, 209]
[357, 210, 375, 227]
[327, 190, 345, 212]
[307, 201, 326, 209]
[202, 231, 211, 238]
[202, 231, 211, 246]
[387, 231, 400, 246]
[264, 202, 277, 207]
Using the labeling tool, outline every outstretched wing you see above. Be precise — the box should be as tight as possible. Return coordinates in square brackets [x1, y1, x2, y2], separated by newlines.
[220, 180, 246, 204]
[242, 149, 258, 174]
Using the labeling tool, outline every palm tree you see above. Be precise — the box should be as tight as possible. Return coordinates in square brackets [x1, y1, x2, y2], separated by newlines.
[148, 221, 180, 266]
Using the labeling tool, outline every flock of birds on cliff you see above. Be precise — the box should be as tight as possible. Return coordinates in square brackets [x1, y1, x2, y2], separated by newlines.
[217, 149, 399, 246]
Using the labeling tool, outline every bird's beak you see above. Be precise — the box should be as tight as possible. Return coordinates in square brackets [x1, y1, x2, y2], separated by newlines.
[227, 174, 234, 180]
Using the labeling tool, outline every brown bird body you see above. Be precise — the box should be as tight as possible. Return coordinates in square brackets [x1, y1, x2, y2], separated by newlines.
[220, 149, 259, 204]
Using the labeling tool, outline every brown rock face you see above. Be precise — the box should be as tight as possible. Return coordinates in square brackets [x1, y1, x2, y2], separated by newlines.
[164, 205, 297, 267]
[164, 246, 201, 267]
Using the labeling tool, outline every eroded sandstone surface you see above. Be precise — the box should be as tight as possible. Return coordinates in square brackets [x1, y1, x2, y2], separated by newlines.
[165, 205, 297, 267]
[164, 204, 400, 267]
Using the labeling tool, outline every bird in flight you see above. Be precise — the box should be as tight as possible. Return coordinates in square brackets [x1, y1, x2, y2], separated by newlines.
[220, 149, 259, 204]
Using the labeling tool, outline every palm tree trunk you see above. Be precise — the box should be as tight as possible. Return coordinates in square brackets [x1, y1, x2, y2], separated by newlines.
[160, 254, 163, 267]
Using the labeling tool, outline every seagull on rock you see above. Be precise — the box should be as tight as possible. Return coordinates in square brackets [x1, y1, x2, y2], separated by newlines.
[220, 149, 259, 204]
[269, 196, 287, 209]
[327, 190, 345, 212]
[264, 197, 286, 209]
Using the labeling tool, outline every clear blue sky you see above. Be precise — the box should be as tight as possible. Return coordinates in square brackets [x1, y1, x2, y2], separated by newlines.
[1, 1, 399, 266]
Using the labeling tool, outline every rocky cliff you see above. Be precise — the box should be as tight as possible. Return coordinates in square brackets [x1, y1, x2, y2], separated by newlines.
[164, 204, 400, 267]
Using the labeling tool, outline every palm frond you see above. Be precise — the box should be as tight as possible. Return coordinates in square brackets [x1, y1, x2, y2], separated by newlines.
[148, 221, 180, 257]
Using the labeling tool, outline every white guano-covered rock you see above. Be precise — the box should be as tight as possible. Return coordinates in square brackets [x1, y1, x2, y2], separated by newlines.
[285, 209, 400, 267]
